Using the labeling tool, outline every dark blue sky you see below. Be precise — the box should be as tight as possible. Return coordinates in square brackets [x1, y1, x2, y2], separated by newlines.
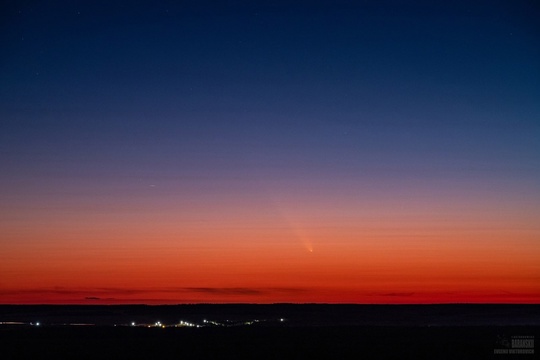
[2, 1, 538, 197]
[2, 0, 539, 194]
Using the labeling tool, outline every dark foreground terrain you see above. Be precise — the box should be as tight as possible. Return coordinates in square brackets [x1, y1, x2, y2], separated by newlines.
[1, 325, 538, 359]
[1, 305, 538, 359]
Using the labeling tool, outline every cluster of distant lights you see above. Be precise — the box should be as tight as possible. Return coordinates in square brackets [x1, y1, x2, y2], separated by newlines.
[135, 320, 199, 328]
[128, 318, 286, 328]
[3, 318, 286, 328]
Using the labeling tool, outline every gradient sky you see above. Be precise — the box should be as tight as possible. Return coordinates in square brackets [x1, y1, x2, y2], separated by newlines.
[1, 0, 539, 304]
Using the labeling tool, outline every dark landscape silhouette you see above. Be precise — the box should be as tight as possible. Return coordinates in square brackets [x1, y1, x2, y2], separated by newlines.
[1, 304, 538, 359]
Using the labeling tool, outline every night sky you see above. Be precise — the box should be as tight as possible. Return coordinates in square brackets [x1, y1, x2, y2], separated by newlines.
[1, 0, 539, 304]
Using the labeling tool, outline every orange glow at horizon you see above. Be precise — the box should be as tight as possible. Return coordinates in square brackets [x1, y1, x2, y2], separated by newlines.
[1, 194, 539, 304]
